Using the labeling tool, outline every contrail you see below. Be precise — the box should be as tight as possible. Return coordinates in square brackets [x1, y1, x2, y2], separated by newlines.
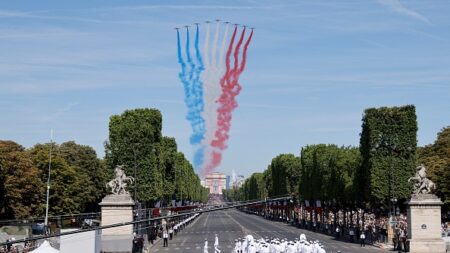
[192, 24, 206, 168]
[204, 25, 238, 173]
[174, 22, 253, 175]
[205, 27, 253, 173]
[176, 27, 206, 169]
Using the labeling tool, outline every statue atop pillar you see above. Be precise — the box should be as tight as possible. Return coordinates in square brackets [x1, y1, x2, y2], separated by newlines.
[408, 164, 436, 194]
[106, 165, 135, 195]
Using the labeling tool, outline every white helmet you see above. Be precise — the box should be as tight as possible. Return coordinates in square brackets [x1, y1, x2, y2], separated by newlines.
[299, 234, 306, 242]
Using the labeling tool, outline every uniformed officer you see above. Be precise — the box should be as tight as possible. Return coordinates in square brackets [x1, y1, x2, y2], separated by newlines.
[260, 242, 270, 253]
[214, 234, 221, 253]
[204, 239, 209, 253]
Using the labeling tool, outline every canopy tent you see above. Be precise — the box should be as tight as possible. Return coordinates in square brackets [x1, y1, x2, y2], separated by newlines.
[30, 240, 59, 253]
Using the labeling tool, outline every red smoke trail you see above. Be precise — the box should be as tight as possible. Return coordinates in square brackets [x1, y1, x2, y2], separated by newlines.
[204, 28, 253, 174]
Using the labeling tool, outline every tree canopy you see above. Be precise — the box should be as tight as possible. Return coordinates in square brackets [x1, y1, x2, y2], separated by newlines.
[0, 141, 44, 219]
[105, 108, 208, 205]
[417, 126, 450, 204]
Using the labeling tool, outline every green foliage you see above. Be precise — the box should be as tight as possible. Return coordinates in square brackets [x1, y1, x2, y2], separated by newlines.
[104, 108, 208, 205]
[417, 126, 450, 204]
[29, 142, 106, 215]
[0, 141, 45, 219]
[268, 154, 300, 197]
[300, 145, 359, 207]
[358, 105, 417, 207]
[58, 141, 108, 211]
[105, 108, 163, 202]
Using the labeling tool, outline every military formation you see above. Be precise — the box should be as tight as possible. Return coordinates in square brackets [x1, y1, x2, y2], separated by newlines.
[203, 234, 327, 253]
[234, 234, 326, 253]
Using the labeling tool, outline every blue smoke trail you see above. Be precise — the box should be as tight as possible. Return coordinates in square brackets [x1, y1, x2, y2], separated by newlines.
[177, 27, 206, 169]
[176, 29, 190, 114]
[192, 24, 206, 168]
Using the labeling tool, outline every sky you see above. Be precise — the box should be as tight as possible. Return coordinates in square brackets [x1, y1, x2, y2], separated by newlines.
[1, 0, 449, 177]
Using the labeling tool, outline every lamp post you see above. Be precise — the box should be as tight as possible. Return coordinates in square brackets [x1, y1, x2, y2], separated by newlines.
[44, 129, 53, 234]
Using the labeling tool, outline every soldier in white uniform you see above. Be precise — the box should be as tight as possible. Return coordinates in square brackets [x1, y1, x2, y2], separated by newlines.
[233, 239, 239, 253]
[317, 243, 326, 253]
[242, 237, 248, 253]
[286, 241, 297, 253]
[204, 239, 209, 253]
[248, 241, 257, 253]
[260, 242, 270, 253]
[214, 234, 221, 253]
[280, 239, 287, 252]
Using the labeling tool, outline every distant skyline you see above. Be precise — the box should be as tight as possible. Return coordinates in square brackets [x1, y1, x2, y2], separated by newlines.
[1, 0, 449, 177]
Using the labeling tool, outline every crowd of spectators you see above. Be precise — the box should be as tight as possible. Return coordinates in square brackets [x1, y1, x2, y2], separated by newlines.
[243, 207, 446, 252]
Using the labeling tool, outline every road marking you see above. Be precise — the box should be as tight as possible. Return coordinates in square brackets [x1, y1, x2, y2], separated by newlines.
[224, 211, 263, 239]
[204, 212, 210, 227]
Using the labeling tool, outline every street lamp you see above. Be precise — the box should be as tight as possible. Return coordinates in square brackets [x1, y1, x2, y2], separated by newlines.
[44, 129, 54, 234]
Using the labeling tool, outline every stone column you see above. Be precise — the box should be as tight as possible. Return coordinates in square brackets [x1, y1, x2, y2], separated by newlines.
[407, 194, 446, 253]
[100, 194, 135, 235]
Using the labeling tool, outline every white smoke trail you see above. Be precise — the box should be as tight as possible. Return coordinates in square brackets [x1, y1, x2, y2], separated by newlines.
[200, 22, 213, 167]
[218, 23, 229, 71]
[201, 22, 222, 169]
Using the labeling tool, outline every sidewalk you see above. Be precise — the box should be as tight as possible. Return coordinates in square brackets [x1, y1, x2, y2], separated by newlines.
[145, 237, 161, 253]
[373, 242, 394, 251]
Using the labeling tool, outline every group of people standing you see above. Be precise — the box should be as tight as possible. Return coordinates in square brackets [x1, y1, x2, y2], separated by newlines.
[230, 234, 326, 253]
[131, 213, 199, 252]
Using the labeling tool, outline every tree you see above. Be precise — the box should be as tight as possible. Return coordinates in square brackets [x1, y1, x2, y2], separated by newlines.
[358, 105, 417, 208]
[0, 141, 45, 219]
[105, 108, 163, 203]
[158, 137, 178, 202]
[29, 143, 86, 215]
[299, 144, 358, 209]
[266, 154, 300, 197]
[59, 141, 108, 211]
[417, 126, 450, 204]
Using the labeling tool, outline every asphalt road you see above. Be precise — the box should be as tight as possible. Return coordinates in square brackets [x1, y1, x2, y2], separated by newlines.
[150, 209, 382, 253]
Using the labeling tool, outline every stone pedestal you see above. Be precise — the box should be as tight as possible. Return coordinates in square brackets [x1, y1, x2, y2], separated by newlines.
[99, 194, 135, 236]
[407, 194, 446, 253]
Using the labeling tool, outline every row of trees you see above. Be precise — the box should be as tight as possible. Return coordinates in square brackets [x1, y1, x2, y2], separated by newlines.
[104, 108, 208, 205]
[225, 105, 449, 212]
[0, 108, 209, 219]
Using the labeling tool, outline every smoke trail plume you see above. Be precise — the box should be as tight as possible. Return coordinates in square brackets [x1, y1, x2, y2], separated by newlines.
[205, 27, 253, 173]
[176, 27, 206, 169]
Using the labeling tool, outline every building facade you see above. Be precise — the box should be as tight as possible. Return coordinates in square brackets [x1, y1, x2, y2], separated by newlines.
[204, 172, 227, 194]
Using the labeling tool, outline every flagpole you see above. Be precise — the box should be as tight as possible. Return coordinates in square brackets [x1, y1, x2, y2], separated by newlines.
[44, 129, 53, 233]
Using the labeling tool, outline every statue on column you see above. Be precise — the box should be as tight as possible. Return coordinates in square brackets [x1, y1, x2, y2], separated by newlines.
[408, 164, 436, 194]
[106, 165, 135, 195]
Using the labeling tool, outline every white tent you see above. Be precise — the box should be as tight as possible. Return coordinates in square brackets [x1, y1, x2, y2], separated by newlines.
[30, 240, 59, 253]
